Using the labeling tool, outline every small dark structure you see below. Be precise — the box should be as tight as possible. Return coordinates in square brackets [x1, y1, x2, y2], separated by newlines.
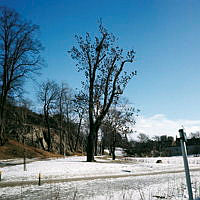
[156, 160, 162, 163]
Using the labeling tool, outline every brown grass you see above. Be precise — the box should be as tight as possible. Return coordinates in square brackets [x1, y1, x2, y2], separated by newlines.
[0, 139, 63, 160]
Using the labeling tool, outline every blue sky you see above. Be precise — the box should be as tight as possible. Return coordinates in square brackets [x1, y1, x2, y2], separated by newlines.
[2, 0, 200, 137]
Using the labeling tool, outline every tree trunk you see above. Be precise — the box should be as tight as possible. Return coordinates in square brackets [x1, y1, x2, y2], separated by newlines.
[74, 117, 82, 152]
[47, 126, 51, 152]
[68, 132, 74, 152]
[94, 131, 98, 156]
[0, 124, 6, 146]
[59, 114, 62, 154]
[87, 125, 98, 162]
[87, 133, 95, 162]
[0, 90, 7, 146]
[59, 97, 63, 154]
[101, 140, 105, 155]
[59, 128, 62, 154]
[112, 131, 116, 160]
[112, 146, 116, 160]
[63, 133, 66, 156]
[44, 109, 51, 152]
[67, 122, 74, 153]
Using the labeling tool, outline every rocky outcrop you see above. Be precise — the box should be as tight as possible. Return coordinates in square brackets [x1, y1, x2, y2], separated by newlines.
[8, 124, 61, 154]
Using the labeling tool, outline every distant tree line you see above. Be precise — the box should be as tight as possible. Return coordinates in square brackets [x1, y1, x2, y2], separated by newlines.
[125, 132, 200, 157]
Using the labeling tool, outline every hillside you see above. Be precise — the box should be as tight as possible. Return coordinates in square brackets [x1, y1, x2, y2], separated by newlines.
[0, 139, 63, 160]
[1, 100, 85, 155]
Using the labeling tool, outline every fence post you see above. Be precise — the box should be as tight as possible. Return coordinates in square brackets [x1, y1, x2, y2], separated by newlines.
[179, 129, 193, 200]
[38, 173, 41, 186]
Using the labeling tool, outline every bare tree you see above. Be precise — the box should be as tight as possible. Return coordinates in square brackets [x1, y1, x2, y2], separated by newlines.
[102, 100, 137, 160]
[0, 7, 43, 145]
[57, 83, 66, 154]
[37, 80, 59, 152]
[54, 83, 76, 154]
[69, 24, 136, 161]
[189, 131, 200, 139]
[137, 133, 149, 143]
[62, 87, 75, 153]
[73, 92, 87, 152]
[56, 82, 73, 154]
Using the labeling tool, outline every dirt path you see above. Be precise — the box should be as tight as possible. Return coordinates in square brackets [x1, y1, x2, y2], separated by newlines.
[1, 167, 200, 188]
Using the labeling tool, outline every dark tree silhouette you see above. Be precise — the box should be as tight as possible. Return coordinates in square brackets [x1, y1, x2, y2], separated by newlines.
[69, 24, 136, 162]
[0, 7, 43, 145]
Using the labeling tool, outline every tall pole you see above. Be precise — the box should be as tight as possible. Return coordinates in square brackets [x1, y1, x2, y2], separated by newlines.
[179, 129, 193, 200]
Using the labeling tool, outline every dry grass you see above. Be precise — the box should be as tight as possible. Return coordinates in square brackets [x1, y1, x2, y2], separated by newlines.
[0, 139, 63, 160]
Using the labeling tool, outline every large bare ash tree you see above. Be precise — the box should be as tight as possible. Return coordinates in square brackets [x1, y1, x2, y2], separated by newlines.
[69, 24, 136, 162]
[0, 7, 42, 145]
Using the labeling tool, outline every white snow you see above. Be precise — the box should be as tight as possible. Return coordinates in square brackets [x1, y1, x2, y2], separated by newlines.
[0, 155, 200, 199]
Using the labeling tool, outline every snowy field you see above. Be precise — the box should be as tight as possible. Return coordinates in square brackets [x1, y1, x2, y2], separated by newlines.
[0, 155, 200, 199]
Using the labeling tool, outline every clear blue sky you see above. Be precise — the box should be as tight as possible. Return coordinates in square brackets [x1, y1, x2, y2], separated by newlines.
[1, 0, 200, 122]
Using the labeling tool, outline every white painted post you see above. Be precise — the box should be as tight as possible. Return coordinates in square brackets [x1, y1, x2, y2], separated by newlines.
[179, 129, 193, 200]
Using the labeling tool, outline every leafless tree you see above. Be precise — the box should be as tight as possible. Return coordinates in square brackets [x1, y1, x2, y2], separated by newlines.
[56, 82, 73, 154]
[62, 87, 75, 153]
[190, 131, 200, 139]
[69, 23, 136, 161]
[73, 92, 87, 152]
[0, 7, 43, 145]
[137, 133, 149, 143]
[37, 80, 59, 152]
[102, 100, 137, 160]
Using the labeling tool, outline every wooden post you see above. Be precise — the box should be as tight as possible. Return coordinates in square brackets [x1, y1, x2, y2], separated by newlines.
[0, 171, 1, 181]
[179, 129, 193, 200]
[38, 173, 41, 186]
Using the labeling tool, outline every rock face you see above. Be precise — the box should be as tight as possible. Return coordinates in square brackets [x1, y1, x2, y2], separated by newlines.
[9, 124, 61, 154]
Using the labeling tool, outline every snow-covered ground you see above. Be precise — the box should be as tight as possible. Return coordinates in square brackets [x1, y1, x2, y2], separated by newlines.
[0, 156, 200, 199]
